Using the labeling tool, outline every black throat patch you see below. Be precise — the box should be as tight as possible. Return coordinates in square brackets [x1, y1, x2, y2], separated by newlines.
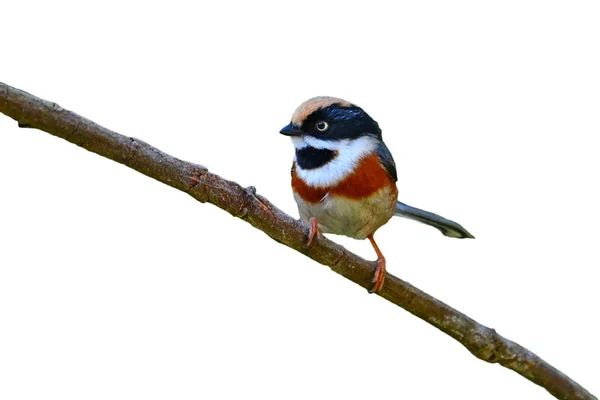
[295, 147, 337, 170]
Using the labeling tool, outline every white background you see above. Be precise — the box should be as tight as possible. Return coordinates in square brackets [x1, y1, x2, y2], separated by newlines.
[1, 1, 598, 399]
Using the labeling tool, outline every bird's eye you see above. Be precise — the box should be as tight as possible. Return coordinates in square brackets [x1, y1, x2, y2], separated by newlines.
[315, 121, 329, 132]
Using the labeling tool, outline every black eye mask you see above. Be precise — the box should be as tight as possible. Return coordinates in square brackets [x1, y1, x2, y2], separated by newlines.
[303, 104, 382, 140]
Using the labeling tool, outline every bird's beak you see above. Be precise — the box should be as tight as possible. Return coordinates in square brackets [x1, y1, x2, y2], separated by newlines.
[279, 124, 304, 137]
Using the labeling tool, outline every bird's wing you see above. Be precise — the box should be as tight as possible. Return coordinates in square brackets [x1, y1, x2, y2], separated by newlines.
[375, 140, 398, 182]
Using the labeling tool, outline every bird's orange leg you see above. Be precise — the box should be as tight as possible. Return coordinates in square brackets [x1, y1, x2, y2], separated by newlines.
[306, 217, 321, 249]
[367, 234, 386, 294]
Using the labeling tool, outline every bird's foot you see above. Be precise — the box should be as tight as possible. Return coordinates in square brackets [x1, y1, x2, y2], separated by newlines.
[368, 256, 386, 294]
[367, 234, 386, 294]
[306, 217, 321, 249]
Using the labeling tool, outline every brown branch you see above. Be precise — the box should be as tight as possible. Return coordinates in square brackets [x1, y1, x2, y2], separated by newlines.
[0, 81, 595, 400]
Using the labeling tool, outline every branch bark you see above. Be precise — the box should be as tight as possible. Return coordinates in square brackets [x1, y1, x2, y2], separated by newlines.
[0, 81, 595, 400]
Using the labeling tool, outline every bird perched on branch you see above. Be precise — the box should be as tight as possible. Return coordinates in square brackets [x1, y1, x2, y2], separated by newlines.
[280, 97, 473, 293]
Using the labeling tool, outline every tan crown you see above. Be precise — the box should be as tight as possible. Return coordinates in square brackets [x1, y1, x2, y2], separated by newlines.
[291, 96, 353, 126]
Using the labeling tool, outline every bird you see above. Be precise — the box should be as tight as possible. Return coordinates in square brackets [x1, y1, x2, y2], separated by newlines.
[280, 96, 474, 293]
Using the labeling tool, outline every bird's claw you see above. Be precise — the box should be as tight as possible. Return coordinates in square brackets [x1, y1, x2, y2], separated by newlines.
[306, 217, 320, 249]
[368, 257, 386, 294]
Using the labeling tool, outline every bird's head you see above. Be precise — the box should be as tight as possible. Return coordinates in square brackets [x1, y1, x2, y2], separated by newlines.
[280, 97, 382, 148]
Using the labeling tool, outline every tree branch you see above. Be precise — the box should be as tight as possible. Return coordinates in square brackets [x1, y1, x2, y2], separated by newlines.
[0, 81, 595, 400]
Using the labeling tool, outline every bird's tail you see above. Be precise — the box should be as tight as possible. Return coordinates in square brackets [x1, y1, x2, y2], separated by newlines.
[394, 201, 474, 239]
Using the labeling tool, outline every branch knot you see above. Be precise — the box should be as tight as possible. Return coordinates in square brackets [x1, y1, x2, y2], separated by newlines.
[185, 165, 209, 202]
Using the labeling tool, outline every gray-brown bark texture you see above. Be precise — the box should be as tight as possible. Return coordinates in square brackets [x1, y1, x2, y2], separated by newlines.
[0, 81, 595, 400]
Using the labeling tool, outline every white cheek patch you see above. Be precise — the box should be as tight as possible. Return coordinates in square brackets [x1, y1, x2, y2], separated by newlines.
[292, 136, 344, 151]
[292, 136, 378, 187]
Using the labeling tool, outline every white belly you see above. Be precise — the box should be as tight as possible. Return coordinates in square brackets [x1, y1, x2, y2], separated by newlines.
[294, 187, 397, 240]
